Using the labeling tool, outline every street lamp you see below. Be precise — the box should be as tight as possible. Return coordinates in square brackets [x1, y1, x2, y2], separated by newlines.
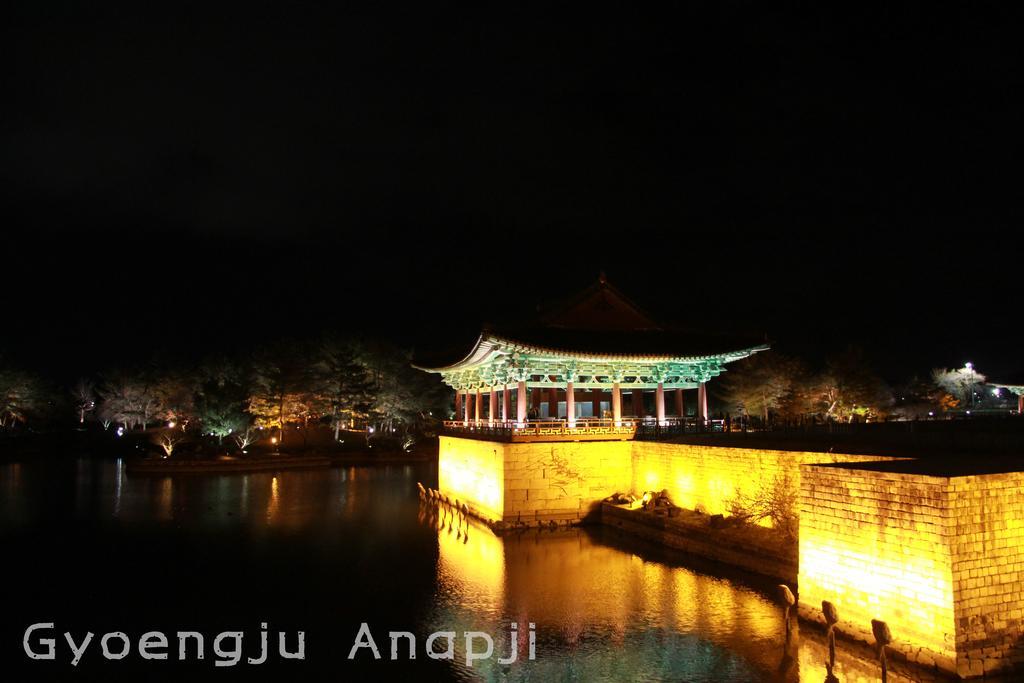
[964, 362, 978, 409]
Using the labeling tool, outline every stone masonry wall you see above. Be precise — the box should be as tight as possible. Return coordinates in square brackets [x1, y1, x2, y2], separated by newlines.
[438, 437, 633, 523]
[437, 436, 505, 521]
[630, 441, 896, 523]
[949, 471, 1024, 677]
[797, 464, 958, 674]
[441, 437, 1024, 678]
[503, 441, 632, 522]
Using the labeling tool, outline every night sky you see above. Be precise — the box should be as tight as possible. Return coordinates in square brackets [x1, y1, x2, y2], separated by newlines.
[3, 3, 1021, 382]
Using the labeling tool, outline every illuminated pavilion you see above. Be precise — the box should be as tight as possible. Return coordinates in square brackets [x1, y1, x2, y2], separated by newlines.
[416, 276, 768, 438]
[418, 283, 1024, 680]
[991, 380, 1024, 414]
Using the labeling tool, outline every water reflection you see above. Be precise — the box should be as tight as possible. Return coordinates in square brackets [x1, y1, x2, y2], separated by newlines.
[113, 457, 123, 516]
[424, 505, 932, 683]
[0, 459, 938, 682]
[267, 475, 280, 523]
[0, 461, 24, 522]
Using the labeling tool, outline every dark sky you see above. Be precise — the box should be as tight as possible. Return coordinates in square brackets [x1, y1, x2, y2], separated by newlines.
[3, 2, 1022, 383]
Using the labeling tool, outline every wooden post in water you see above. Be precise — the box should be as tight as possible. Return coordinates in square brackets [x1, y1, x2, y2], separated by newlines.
[822, 600, 838, 672]
[777, 584, 796, 642]
[871, 619, 892, 682]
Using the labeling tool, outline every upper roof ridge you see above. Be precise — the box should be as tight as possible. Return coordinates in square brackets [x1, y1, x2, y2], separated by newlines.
[534, 276, 662, 332]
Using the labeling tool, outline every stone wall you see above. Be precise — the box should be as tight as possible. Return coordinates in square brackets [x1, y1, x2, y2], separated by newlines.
[438, 436, 505, 521]
[441, 438, 897, 526]
[949, 471, 1024, 677]
[799, 463, 1024, 678]
[797, 463, 958, 674]
[438, 436, 632, 523]
[630, 441, 896, 523]
[439, 435, 1024, 678]
[503, 440, 632, 522]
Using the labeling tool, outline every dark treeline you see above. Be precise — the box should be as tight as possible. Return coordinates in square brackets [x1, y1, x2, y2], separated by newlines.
[717, 347, 1008, 426]
[1, 340, 1015, 455]
[0, 336, 448, 454]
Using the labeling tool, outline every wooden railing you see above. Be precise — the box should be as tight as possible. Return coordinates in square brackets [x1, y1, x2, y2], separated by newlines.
[441, 418, 639, 441]
[443, 414, 1024, 450]
[633, 417, 725, 439]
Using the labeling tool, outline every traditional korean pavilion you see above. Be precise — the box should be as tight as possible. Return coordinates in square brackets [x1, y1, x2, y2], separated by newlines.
[991, 378, 1024, 414]
[416, 275, 768, 438]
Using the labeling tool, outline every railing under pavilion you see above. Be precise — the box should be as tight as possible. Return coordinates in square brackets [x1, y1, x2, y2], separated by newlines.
[440, 416, 726, 442]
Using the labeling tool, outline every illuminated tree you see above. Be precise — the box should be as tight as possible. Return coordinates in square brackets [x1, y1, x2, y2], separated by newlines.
[360, 341, 448, 437]
[939, 393, 960, 412]
[248, 343, 316, 447]
[232, 425, 260, 451]
[312, 337, 372, 441]
[153, 374, 197, 428]
[71, 378, 96, 425]
[809, 347, 892, 421]
[98, 374, 162, 430]
[720, 352, 804, 422]
[0, 365, 44, 431]
[726, 473, 799, 539]
[195, 378, 250, 444]
[155, 430, 185, 457]
[932, 365, 986, 410]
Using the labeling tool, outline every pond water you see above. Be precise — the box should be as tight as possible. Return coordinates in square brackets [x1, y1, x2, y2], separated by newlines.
[0, 458, 934, 682]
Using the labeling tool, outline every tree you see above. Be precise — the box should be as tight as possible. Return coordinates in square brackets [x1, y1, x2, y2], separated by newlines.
[232, 425, 260, 452]
[0, 365, 45, 431]
[932, 365, 986, 410]
[247, 343, 316, 447]
[153, 373, 198, 429]
[195, 378, 250, 444]
[726, 472, 799, 540]
[361, 342, 448, 438]
[719, 352, 804, 422]
[312, 337, 373, 441]
[808, 347, 892, 421]
[98, 373, 162, 431]
[70, 378, 96, 425]
[155, 430, 185, 457]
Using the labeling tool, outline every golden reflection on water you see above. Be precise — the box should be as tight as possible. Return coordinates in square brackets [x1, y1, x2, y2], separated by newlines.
[266, 475, 280, 523]
[0, 460, 940, 681]
[157, 477, 173, 521]
[431, 516, 931, 682]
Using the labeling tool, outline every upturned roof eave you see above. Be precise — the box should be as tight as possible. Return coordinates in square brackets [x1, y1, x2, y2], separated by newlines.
[410, 333, 492, 372]
[415, 332, 769, 371]
[492, 334, 770, 362]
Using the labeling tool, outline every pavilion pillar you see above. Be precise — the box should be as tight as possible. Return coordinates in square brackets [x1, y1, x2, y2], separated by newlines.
[463, 389, 470, 425]
[612, 382, 622, 426]
[675, 388, 684, 417]
[517, 381, 527, 425]
[632, 389, 643, 417]
[502, 384, 510, 422]
[656, 382, 665, 425]
[549, 387, 558, 419]
[697, 382, 708, 422]
[566, 381, 576, 428]
[475, 388, 482, 424]
[488, 388, 497, 425]
[455, 389, 462, 421]
[1018, 394, 1023, 415]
